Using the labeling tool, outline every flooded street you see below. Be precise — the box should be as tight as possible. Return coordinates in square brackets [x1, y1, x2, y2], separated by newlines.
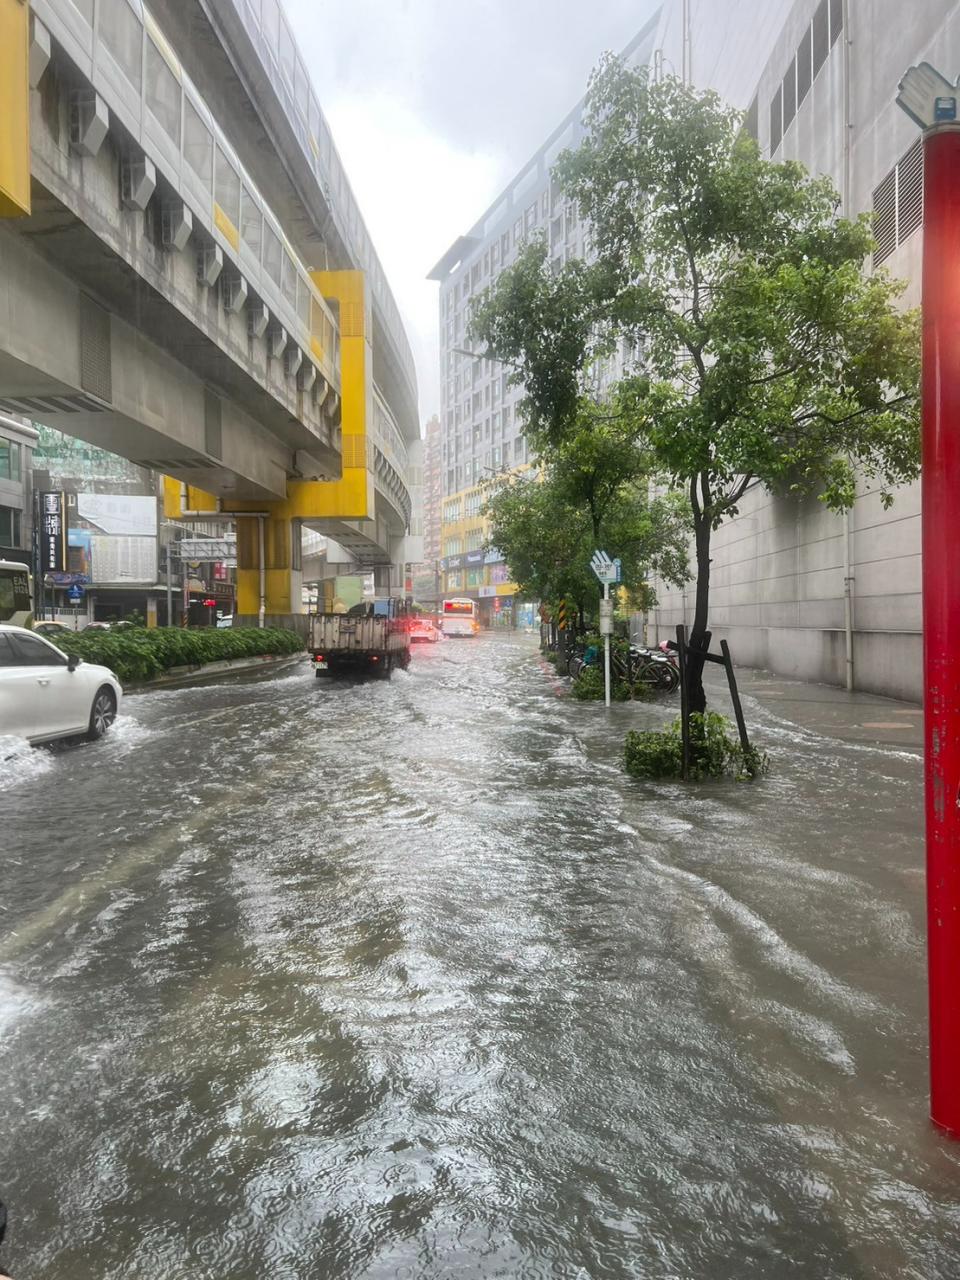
[0, 634, 957, 1279]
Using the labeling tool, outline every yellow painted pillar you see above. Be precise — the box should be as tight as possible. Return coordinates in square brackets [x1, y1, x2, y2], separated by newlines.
[236, 515, 301, 623]
[0, 0, 31, 218]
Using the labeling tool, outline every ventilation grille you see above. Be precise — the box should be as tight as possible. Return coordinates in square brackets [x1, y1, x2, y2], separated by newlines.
[873, 170, 896, 264]
[79, 295, 112, 402]
[340, 301, 365, 338]
[898, 139, 924, 243]
[0, 392, 107, 416]
[341, 434, 367, 468]
[873, 139, 923, 266]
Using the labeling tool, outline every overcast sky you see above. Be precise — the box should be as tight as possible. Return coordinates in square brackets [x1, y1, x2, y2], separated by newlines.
[284, 0, 660, 426]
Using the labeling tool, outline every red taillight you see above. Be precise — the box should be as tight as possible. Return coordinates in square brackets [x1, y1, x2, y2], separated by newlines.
[315, 654, 324, 662]
[371, 655, 380, 663]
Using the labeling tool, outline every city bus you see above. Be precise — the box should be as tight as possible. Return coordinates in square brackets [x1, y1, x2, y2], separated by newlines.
[0, 559, 33, 628]
[441, 597, 479, 638]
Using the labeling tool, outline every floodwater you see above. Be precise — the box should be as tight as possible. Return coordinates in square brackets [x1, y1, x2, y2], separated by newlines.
[0, 633, 956, 1279]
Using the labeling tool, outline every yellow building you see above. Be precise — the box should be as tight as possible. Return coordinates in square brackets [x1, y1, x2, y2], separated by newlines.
[439, 480, 520, 625]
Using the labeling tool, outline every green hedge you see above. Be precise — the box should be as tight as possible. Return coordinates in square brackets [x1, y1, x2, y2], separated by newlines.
[50, 626, 303, 685]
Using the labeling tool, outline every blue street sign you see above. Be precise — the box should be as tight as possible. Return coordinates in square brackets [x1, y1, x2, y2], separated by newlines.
[67, 585, 84, 603]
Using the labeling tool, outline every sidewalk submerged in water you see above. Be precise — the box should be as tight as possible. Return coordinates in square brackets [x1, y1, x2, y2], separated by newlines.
[714, 665, 923, 753]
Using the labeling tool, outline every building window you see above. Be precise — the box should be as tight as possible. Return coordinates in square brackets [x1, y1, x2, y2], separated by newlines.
[466, 530, 483, 551]
[873, 139, 923, 266]
[278, 17, 296, 89]
[261, 0, 280, 55]
[145, 36, 180, 142]
[782, 59, 796, 134]
[812, 0, 829, 79]
[184, 97, 213, 188]
[797, 28, 812, 106]
[100, 0, 143, 91]
[444, 537, 462, 556]
[769, 84, 782, 154]
[215, 145, 241, 230]
[263, 222, 283, 285]
[0, 440, 21, 481]
[0, 506, 20, 546]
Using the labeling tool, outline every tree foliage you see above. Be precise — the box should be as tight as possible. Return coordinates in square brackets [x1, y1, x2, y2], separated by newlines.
[481, 399, 689, 617]
[473, 62, 921, 708]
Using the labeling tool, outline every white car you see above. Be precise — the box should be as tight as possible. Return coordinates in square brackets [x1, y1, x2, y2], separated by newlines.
[0, 623, 123, 745]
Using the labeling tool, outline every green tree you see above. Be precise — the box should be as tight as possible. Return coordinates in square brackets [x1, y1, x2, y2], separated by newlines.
[473, 63, 921, 711]
[482, 401, 689, 624]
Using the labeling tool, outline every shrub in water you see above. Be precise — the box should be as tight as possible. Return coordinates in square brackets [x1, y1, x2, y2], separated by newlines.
[625, 711, 767, 781]
[571, 665, 646, 702]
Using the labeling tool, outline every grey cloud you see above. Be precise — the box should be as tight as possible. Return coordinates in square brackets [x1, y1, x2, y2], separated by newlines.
[288, 0, 659, 171]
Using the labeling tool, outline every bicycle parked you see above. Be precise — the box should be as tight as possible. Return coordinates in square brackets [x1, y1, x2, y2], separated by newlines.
[567, 638, 679, 693]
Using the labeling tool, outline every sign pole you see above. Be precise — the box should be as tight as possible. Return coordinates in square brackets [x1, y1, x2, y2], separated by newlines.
[921, 120, 960, 1137]
[603, 582, 611, 708]
[896, 66, 960, 1137]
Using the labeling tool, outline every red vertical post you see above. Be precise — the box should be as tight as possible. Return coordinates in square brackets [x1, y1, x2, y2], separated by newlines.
[922, 125, 960, 1137]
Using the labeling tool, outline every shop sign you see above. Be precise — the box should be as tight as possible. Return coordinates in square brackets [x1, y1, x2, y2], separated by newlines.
[39, 492, 67, 574]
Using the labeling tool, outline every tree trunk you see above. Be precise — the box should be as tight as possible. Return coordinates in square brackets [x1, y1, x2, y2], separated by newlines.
[687, 511, 711, 715]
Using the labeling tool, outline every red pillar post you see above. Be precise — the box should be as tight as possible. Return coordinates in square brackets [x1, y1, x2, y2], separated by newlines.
[922, 125, 960, 1137]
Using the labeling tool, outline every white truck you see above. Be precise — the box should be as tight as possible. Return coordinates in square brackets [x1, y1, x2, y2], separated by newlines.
[307, 607, 411, 679]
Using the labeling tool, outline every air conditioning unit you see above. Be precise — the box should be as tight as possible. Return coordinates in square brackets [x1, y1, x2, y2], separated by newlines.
[161, 199, 193, 252]
[121, 154, 157, 211]
[247, 302, 269, 339]
[284, 345, 303, 379]
[267, 325, 287, 361]
[197, 245, 223, 288]
[221, 273, 248, 314]
[70, 91, 109, 158]
[298, 362, 317, 393]
[30, 14, 51, 88]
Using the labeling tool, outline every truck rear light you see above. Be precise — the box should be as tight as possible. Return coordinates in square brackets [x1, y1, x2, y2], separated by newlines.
[315, 654, 324, 662]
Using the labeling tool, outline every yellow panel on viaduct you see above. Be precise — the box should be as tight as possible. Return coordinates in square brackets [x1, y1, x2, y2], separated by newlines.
[0, 0, 31, 218]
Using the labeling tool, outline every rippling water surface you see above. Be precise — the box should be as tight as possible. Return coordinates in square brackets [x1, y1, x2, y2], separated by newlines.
[0, 635, 956, 1278]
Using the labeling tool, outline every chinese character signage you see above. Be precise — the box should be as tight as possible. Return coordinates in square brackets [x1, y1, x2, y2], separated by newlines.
[39, 492, 66, 574]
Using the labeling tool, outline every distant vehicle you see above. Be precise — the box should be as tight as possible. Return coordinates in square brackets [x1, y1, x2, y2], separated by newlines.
[0, 623, 122, 745]
[83, 622, 112, 632]
[410, 619, 441, 644]
[308, 604, 411, 677]
[441, 598, 479, 638]
[216, 615, 234, 629]
[0, 560, 33, 629]
[32, 621, 71, 637]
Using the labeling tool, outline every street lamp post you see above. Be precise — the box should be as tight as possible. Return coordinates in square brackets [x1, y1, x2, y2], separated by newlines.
[898, 64, 960, 1136]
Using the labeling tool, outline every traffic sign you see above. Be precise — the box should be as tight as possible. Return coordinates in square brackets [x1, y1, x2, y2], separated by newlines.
[590, 549, 621, 585]
[67, 584, 84, 603]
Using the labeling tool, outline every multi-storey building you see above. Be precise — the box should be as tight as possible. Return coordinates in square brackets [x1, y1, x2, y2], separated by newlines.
[428, 16, 660, 625]
[0, 414, 36, 566]
[422, 415, 442, 568]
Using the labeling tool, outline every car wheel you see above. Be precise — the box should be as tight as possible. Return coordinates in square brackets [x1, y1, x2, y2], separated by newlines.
[86, 687, 117, 741]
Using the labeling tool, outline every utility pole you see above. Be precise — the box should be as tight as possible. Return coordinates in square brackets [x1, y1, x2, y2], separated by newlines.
[897, 64, 960, 1137]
